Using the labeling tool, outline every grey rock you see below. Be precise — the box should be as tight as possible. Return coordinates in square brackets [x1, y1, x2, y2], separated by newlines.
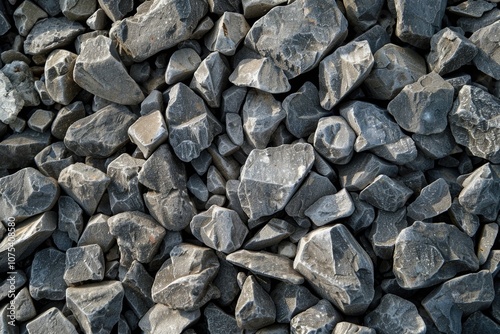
[140, 90, 163, 116]
[147, 230, 183, 272]
[207, 144, 241, 181]
[388, 72, 454, 135]
[35, 142, 74, 180]
[51, 101, 85, 140]
[205, 12, 250, 56]
[477, 223, 498, 265]
[305, 189, 355, 226]
[333, 322, 375, 334]
[13, 1, 48, 36]
[166, 83, 222, 162]
[13, 287, 36, 322]
[449, 198, 480, 237]
[78, 214, 114, 252]
[224, 117, 244, 153]
[447, 0, 495, 18]
[344, 193, 375, 233]
[8, 115, 27, 133]
[205, 194, 226, 209]
[242, 0, 287, 18]
[368, 208, 407, 259]
[364, 294, 426, 334]
[192, 16, 215, 39]
[204, 303, 242, 334]
[359, 175, 413, 212]
[422, 270, 494, 334]
[44, 49, 80, 105]
[363, 43, 427, 100]
[64, 244, 105, 285]
[58, 196, 84, 242]
[217, 133, 240, 156]
[245, 0, 348, 78]
[191, 150, 213, 175]
[407, 178, 451, 221]
[207, 0, 241, 14]
[52, 229, 74, 251]
[238, 143, 315, 220]
[165, 48, 201, 85]
[222, 85, 247, 116]
[352, 24, 391, 54]
[227, 249, 304, 284]
[226, 179, 247, 221]
[319, 41, 374, 109]
[470, 20, 500, 80]
[86, 9, 108, 30]
[458, 7, 500, 33]
[2, 60, 39, 106]
[256, 324, 290, 334]
[394, 221, 479, 289]
[29, 247, 67, 300]
[244, 218, 295, 250]
[138, 304, 200, 334]
[66, 281, 124, 334]
[24, 17, 85, 55]
[294, 224, 374, 315]
[483, 249, 500, 277]
[60, 0, 96, 21]
[73, 35, 144, 105]
[58, 163, 110, 216]
[207, 166, 226, 195]
[0, 8, 9, 37]
[463, 311, 500, 334]
[344, 0, 384, 32]
[277, 240, 297, 259]
[27, 109, 54, 133]
[0, 72, 24, 125]
[230, 57, 291, 94]
[1, 50, 31, 65]
[98, 0, 133, 21]
[151, 243, 220, 310]
[122, 260, 154, 318]
[129, 61, 150, 84]
[235, 275, 276, 330]
[412, 128, 456, 159]
[144, 189, 196, 231]
[187, 174, 209, 202]
[26, 308, 78, 334]
[290, 299, 342, 334]
[0, 271, 26, 302]
[313, 116, 356, 164]
[190, 51, 230, 108]
[271, 282, 319, 323]
[212, 255, 240, 306]
[0, 129, 51, 168]
[242, 89, 286, 149]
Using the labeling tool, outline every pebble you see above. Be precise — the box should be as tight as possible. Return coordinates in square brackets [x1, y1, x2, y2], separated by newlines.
[27, 109, 54, 133]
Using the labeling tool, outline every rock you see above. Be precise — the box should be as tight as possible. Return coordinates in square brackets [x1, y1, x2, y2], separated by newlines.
[363, 43, 427, 100]
[359, 175, 413, 212]
[13, 1, 48, 36]
[394, 221, 479, 289]
[422, 270, 495, 334]
[271, 282, 319, 323]
[449, 198, 480, 237]
[24, 18, 85, 55]
[235, 275, 276, 330]
[51, 101, 85, 140]
[34, 142, 74, 179]
[407, 178, 451, 221]
[122, 260, 154, 318]
[447, 0, 496, 18]
[110, 0, 207, 61]
[64, 244, 105, 285]
[477, 223, 498, 266]
[313, 116, 356, 164]
[2, 60, 39, 106]
[60, 0, 96, 21]
[206, 166, 226, 195]
[166, 83, 222, 162]
[205, 12, 250, 56]
[204, 303, 241, 334]
[217, 134, 239, 156]
[368, 208, 407, 259]
[151, 243, 220, 310]
[333, 322, 375, 334]
[412, 128, 456, 159]
[227, 249, 304, 284]
[26, 308, 78, 334]
[0, 9, 9, 36]
[245, 0, 348, 78]
[364, 294, 426, 334]
[242, 0, 287, 18]
[294, 224, 374, 315]
[206, 144, 241, 180]
[44, 50, 80, 105]
[0, 71, 24, 125]
[212, 255, 240, 306]
[230, 57, 291, 94]
[12, 287, 36, 322]
[165, 48, 201, 85]
[463, 311, 500, 334]
[73, 35, 144, 105]
[222, 85, 247, 116]
[238, 143, 315, 220]
[86, 8, 108, 30]
[319, 41, 374, 109]
[387, 72, 454, 135]
[244, 218, 295, 250]
[207, 0, 241, 14]
[290, 299, 342, 334]
[58, 196, 84, 242]
[66, 281, 124, 334]
[98, 0, 134, 21]
[138, 304, 200, 334]
[305, 189, 355, 226]
[187, 174, 209, 202]
[29, 247, 67, 300]
[78, 214, 114, 252]
[58, 163, 110, 216]
[144, 189, 196, 231]
[140, 90, 163, 116]
[470, 21, 500, 80]
[353, 24, 391, 54]
[190, 51, 230, 108]
[1, 50, 31, 65]
[344, 0, 384, 32]
[345, 193, 376, 233]
[0, 128, 52, 169]
[64, 104, 137, 158]
[27, 109, 54, 133]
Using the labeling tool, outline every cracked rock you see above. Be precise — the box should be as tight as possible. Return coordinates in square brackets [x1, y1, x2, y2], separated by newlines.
[244, 218, 295, 250]
[290, 299, 342, 334]
[58, 195, 84, 242]
[44, 49, 80, 105]
[2, 60, 39, 106]
[313, 116, 356, 165]
[139, 304, 200, 334]
[470, 20, 500, 80]
[359, 175, 413, 212]
[305, 189, 355, 226]
[64, 244, 105, 285]
[407, 178, 452, 221]
[368, 208, 407, 260]
[13, 1, 48, 37]
[235, 275, 276, 330]
[0, 71, 23, 125]
[230, 57, 290, 94]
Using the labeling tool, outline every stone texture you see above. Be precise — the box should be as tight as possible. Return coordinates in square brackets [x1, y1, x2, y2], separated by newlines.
[235, 275, 276, 330]
[12, 287, 36, 322]
[190, 51, 230, 108]
[313, 116, 356, 164]
[26, 308, 78, 334]
[271, 282, 319, 324]
[122, 260, 154, 318]
[463, 311, 500, 334]
[44, 49, 80, 105]
[34, 142, 74, 180]
[368, 208, 407, 259]
[0, 71, 23, 125]
[244, 218, 295, 250]
[27, 109, 54, 133]
[359, 175, 413, 212]
[477, 223, 498, 266]
[29, 247, 67, 300]
[13, 0, 48, 36]
[165, 48, 201, 85]
[230, 57, 290, 94]
[78, 214, 114, 252]
[205, 12, 250, 56]
[470, 21, 500, 80]
[407, 178, 452, 221]
[290, 299, 342, 334]
[24, 18, 85, 55]
[138, 303, 200, 334]
[412, 128, 456, 159]
[58, 195, 84, 242]
[242, 0, 287, 18]
[344, 0, 384, 32]
[144, 189, 196, 231]
[345, 193, 376, 234]
[60, 0, 96, 21]
[51, 101, 85, 140]
[2, 60, 39, 106]
[334, 322, 375, 334]
[64, 244, 105, 285]
[98, 0, 134, 21]
[447, 0, 495, 17]
[0, 129, 52, 169]
[449, 198, 480, 237]
[204, 302, 241, 334]
[305, 189, 355, 226]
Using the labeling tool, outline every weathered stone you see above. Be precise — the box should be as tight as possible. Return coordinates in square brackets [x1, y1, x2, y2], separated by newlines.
[205, 194, 226, 209]
[59, 0, 96, 21]
[407, 178, 451, 221]
[165, 48, 201, 85]
[244, 218, 295, 250]
[412, 128, 456, 159]
[64, 244, 105, 285]
[230, 57, 290, 94]
[394, 221, 479, 289]
[463, 311, 500, 334]
[206, 166, 225, 195]
[470, 21, 500, 80]
[27, 109, 54, 133]
[447, 0, 496, 18]
[242, 0, 287, 18]
[353, 24, 391, 54]
[305, 189, 355, 226]
[359, 175, 413, 212]
[217, 133, 239, 156]
[294, 224, 374, 315]
[212, 255, 240, 306]
[319, 41, 374, 109]
[34, 143, 73, 180]
[365, 294, 426, 334]
[204, 302, 241, 334]
[8, 116, 27, 133]
[344, 193, 375, 234]
[290, 299, 342, 334]
[121, 260, 154, 318]
[0, 129, 52, 169]
[58, 163, 110, 216]
[245, 0, 348, 78]
[205, 12, 250, 56]
[144, 189, 196, 231]
[449, 198, 480, 237]
[58, 196, 84, 242]
[271, 282, 319, 324]
[13, 1, 48, 36]
[190, 51, 230, 108]
[26, 308, 78, 334]
[78, 214, 114, 252]
[238, 143, 314, 220]
[98, 0, 133, 21]
[139, 303, 200, 334]
[313, 116, 356, 164]
[86, 8, 108, 30]
[333, 322, 375, 334]
[2, 60, 39, 106]
[12, 287, 36, 322]
[222, 85, 247, 116]
[344, 0, 384, 32]
[44, 49, 80, 105]
[0, 71, 24, 125]
[187, 174, 209, 202]
[66, 281, 124, 334]
[207, 144, 241, 180]
[477, 223, 499, 266]
[235, 275, 276, 330]
[73, 35, 144, 105]
[50, 101, 85, 140]
[1, 50, 31, 65]
[368, 208, 407, 259]
[29, 247, 67, 300]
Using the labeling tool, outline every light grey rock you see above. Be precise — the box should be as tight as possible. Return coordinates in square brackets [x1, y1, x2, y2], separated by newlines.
[483, 250, 500, 278]
[244, 218, 295, 250]
[447, 0, 496, 18]
[58, 195, 84, 242]
[394, 221, 479, 289]
[359, 175, 413, 212]
[26, 308, 78, 334]
[205, 194, 226, 209]
[207, 143, 241, 181]
[73, 35, 144, 105]
[29, 247, 67, 300]
[66, 281, 124, 334]
[0, 72, 24, 125]
[242, 0, 287, 18]
[78, 214, 114, 252]
[165, 48, 201, 85]
[207, 165, 226, 195]
[407, 178, 451, 221]
[139, 303, 200, 334]
[205, 12, 250, 56]
[333, 322, 375, 334]
[122, 260, 154, 318]
[368, 208, 407, 259]
[27, 109, 54, 133]
[470, 21, 500, 80]
[290, 299, 342, 334]
[245, 0, 348, 78]
[86, 8, 108, 30]
[0, 129, 51, 169]
[35, 142, 74, 179]
[64, 244, 105, 285]
[230, 57, 291, 94]
[352, 24, 391, 54]
[58, 163, 110, 216]
[271, 282, 319, 323]
[13, 0, 48, 36]
[144, 189, 196, 231]
[313, 116, 356, 164]
[60, 0, 96, 21]
[305, 189, 355, 226]
[190, 51, 230, 108]
[365, 294, 426, 334]
[477, 223, 498, 266]
[235, 275, 276, 330]
[344, 0, 384, 32]
[192, 16, 215, 39]
[2, 60, 39, 106]
[51, 101, 85, 140]
[319, 41, 374, 109]
[238, 143, 315, 220]
[44, 49, 80, 105]
[412, 128, 456, 159]
[294, 224, 374, 315]
[98, 0, 133, 21]
[128, 111, 168, 159]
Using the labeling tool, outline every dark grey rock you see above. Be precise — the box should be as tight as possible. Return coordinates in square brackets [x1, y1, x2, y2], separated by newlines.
[0, 128, 51, 169]
[205, 12, 250, 56]
[305, 189, 355, 226]
[470, 21, 500, 80]
[477, 223, 498, 265]
[151, 243, 220, 310]
[51, 101, 85, 140]
[388, 72, 454, 135]
[344, 0, 383, 32]
[78, 214, 114, 252]
[407, 178, 451, 221]
[52, 229, 74, 251]
[463, 311, 500, 334]
[44, 50, 80, 105]
[226, 179, 247, 221]
[2, 60, 39, 106]
[242, 0, 287, 19]
[58, 196, 84, 242]
[144, 189, 196, 231]
[140, 90, 163, 116]
[294, 224, 374, 315]
[98, 0, 133, 21]
[225, 113, 244, 148]
[290, 299, 342, 334]
[352, 24, 391, 54]
[458, 7, 500, 33]
[29, 247, 67, 300]
[230, 57, 291, 94]
[8, 116, 27, 133]
[208, 0, 241, 15]
[190, 52, 230, 108]
[447, 0, 495, 18]
[129, 61, 151, 84]
[449, 198, 480, 237]
[191, 150, 213, 176]
[64, 244, 105, 285]
[192, 16, 215, 40]
[245, 0, 348, 79]
[207, 144, 241, 180]
[334, 322, 375, 334]
[108, 211, 166, 267]
[238, 143, 315, 220]
[271, 282, 319, 323]
[244, 218, 295, 250]
[121, 260, 154, 318]
[368, 208, 407, 259]
[204, 303, 242, 334]
[13, 1, 48, 36]
[187, 174, 209, 202]
[235, 275, 276, 330]
[147, 230, 183, 272]
[217, 133, 240, 156]
[207, 166, 226, 195]
[66, 281, 124, 334]
[60, 0, 96, 21]
[0, 72, 23, 125]
[27, 109, 54, 133]
[222, 85, 247, 116]
[26, 308, 78, 334]
[1, 50, 31, 65]
[394, 221, 479, 289]
[12, 287, 36, 322]
[412, 128, 456, 159]
[86, 8, 108, 30]
[138, 304, 200, 334]
[212, 255, 240, 306]
[313, 116, 356, 164]
[345, 193, 375, 234]
[359, 175, 413, 212]
[364, 294, 426, 334]
[0, 271, 26, 303]
[165, 48, 201, 85]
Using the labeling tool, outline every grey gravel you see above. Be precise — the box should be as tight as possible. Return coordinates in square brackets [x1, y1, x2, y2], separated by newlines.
[230, 57, 291, 94]
[271, 282, 319, 324]
[313, 116, 356, 165]
[165, 48, 201, 85]
[407, 178, 451, 221]
[58, 195, 84, 242]
[359, 175, 413, 212]
[144, 189, 197, 231]
[470, 21, 500, 80]
[305, 189, 355, 226]
[205, 12, 250, 56]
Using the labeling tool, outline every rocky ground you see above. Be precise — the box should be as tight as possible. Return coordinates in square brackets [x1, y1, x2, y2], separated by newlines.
[0, 0, 500, 333]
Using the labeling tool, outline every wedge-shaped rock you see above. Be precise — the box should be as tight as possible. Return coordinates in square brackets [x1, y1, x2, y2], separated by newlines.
[0, 130, 51, 169]
[290, 299, 342, 334]
[26, 308, 77, 334]
[305, 189, 355, 226]
[319, 41, 374, 109]
[165, 48, 201, 85]
[51, 101, 86, 140]
[166, 83, 222, 162]
[449, 85, 500, 163]
[44, 50, 80, 105]
[13, 0, 48, 36]
[345, 193, 375, 233]
[394, 221, 479, 289]
[144, 189, 196, 231]
[60, 0, 96, 21]
[0, 71, 23, 125]
[58, 196, 84, 242]
[139, 304, 201, 334]
[313, 116, 355, 165]
[227, 250, 304, 284]
[368, 208, 407, 259]
[407, 178, 451, 221]
[24, 18, 85, 55]
[235, 275, 276, 330]
[242, 0, 286, 18]
[447, 0, 495, 18]
[98, 0, 134, 21]
[245, 0, 347, 79]
[205, 12, 250, 56]
[238, 143, 315, 220]
[359, 175, 413, 212]
[470, 21, 500, 80]
[190, 52, 230, 108]
[78, 214, 114, 252]
[412, 128, 456, 159]
[122, 260, 154, 318]
[2, 61, 39, 106]
[64, 244, 105, 285]
[271, 282, 319, 324]
[293, 224, 374, 315]
[344, 0, 384, 32]
[30, 248, 66, 300]
[66, 281, 124, 334]
[151, 244, 220, 310]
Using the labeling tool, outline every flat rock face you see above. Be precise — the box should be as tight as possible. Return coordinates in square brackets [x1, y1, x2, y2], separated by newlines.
[407, 178, 452, 221]
[244, 0, 348, 79]
[29, 248, 67, 300]
[229, 57, 291, 94]
[359, 175, 413, 212]
[139, 303, 201, 334]
[313, 116, 356, 165]
[470, 21, 500, 80]
[238, 143, 315, 221]
[0, 71, 23, 125]
[290, 299, 342, 334]
[110, 0, 208, 61]
[235, 275, 276, 330]
[2, 61, 39, 107]
[0, 130, 51, 169]
[293, 224, 374, 315]
[26, 308, 77, 334]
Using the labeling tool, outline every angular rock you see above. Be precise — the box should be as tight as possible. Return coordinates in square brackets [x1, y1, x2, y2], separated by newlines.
[412, 128, 456, 159]
[245, 0, 348, 78]
[34, 142, 74, 180]
[294, 224, 375, 315]
[319, 41, 374, 109]
[64, 244, 105, 285]
[230, 57, 290, 94]
[477, 223, 499, 267]
[463, 311, 500, 334]
[271, 282, 319, 323]
[368, 208, 407, 259]
[122, 260, 154, 318]
[394, 221, 479, 289]
[242, 0, 287, 18]
[140, 90, 163, 116]
[29, 247, 67, 300]
[0, 128, 52, 169]
[206, 144, 241, 180]
[13, 0, 48, 36]
[334, 322, 375, 334]
[44, 49, 80, 105]
[205, 12, 250, 56]
[2, 60, 39, 106]
[187, 174, 209, 202]
[0, 71, 23, 125]
[190, 51, 230, 108]
[305, 189, 355, 226]
[58, 195, 84, 242]
[244, 218, 295, 250]
[98, 0, 133, 21]
[447, 0, 495, 18]
[222, 85, 247, 117]
[78, 214, 114, 252]
[206, 166, 226, 195]
[359, 175, 413, 212]
[28, 109, 54, 133]
[345, 193, 376, 233]
[344, 0, 384, 32]
[235, 275, 276, 330]
[138, 304, 200, 334]
[204, 303, 241, 334]
[165, 48, 201, 85]
[449, 198, 480, 237]
[290, 299, 342, 334]
[86, 8, 108, 30]
[60, 0, 96, 21]
[407, 178, 451, 221]
[51, 101, 85, 140]
[470, 21, 500, 80]
[13, 287, 36, 322]
[144, 189, 196, 231]
[217, 134, 239, 156]
[313, 116, 356, 164]
[26, 308, 78, 334]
